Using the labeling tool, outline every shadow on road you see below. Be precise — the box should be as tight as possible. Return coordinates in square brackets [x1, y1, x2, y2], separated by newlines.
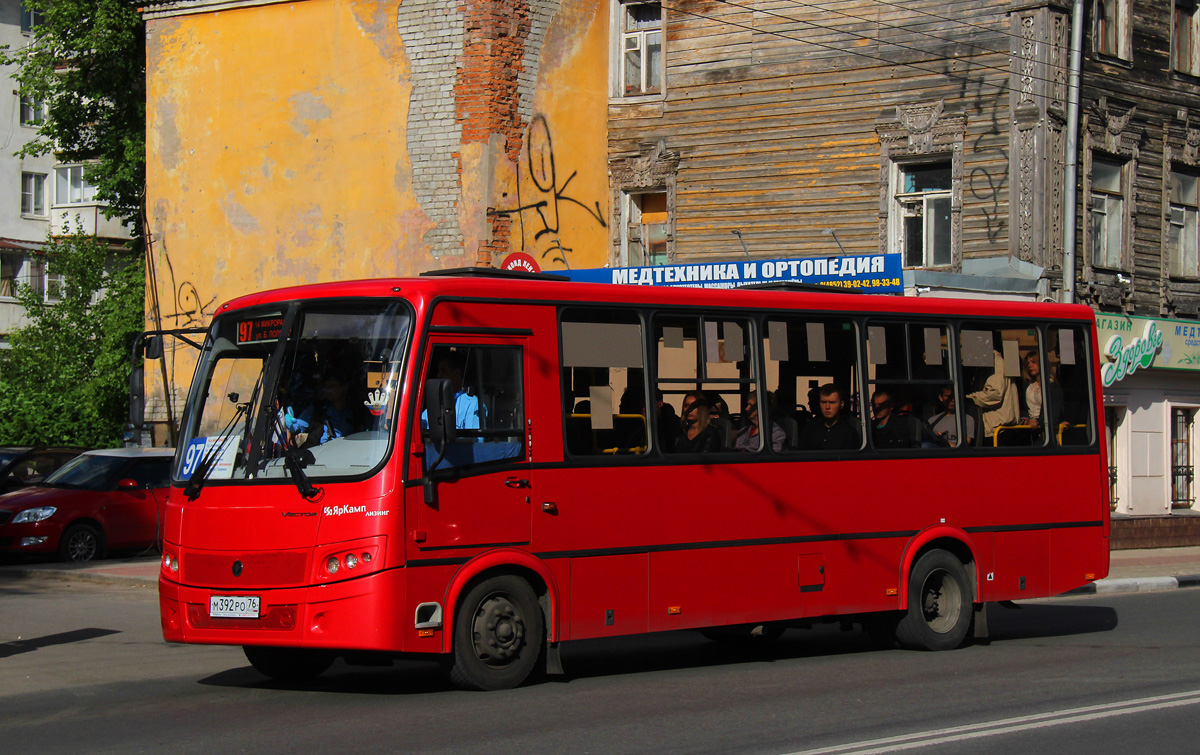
[0, 627, 121, 659]
[192, 602, 1120, 693]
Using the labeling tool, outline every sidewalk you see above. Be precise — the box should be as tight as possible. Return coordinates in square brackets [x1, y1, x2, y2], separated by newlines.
[1, 546, 1198, 595]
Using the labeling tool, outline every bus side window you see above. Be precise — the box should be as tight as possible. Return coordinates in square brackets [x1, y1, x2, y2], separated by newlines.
[767, 317, 862, 453]
[560, 308, 648, 457]
[866, 321, 952, 450]
[1048, 326, 1095, 446]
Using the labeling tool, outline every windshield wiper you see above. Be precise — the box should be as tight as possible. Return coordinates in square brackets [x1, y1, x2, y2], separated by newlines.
[182, 395, 248, 501]
[271, 411, 322, 501]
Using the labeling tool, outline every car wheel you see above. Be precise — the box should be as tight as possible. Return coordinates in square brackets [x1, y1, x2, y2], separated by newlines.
[57, 522, 105, 563]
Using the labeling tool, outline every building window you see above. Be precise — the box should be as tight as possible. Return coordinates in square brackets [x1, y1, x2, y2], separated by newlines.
[55, 165, 98, 206]
[19, 97, 45, 127]
[621, 191, 669, 266]
[894, 162, 952, 268]
[20, 2, 42, 33]
[1172, 407, 1196, 508]
[21, 172, 45, 217]
[1094, 0, 1131, 59]
[1089, 156, 1125, 269]
[1169, 169, 1200, 277]
[1175, 0, 1200, 74]
[616, 1, 662, 97]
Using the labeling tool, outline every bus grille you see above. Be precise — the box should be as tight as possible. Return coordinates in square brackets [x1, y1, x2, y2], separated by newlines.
[184, 551, 309, 587]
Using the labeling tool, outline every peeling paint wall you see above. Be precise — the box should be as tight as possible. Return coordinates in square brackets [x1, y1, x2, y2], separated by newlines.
[143, 0, 609, 427]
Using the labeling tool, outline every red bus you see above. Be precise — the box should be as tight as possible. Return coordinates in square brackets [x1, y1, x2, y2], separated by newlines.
[158, 270, 1109, 690]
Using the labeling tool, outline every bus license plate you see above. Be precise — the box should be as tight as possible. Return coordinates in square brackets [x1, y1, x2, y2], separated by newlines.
[209, 595, 260, 619]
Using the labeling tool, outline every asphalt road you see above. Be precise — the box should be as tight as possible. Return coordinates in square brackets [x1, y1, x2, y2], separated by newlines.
[2, 575, 1198, 755]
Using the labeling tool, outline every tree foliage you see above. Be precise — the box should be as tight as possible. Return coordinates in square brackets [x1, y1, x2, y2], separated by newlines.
[0, 230, 144, 447]
[0, 0, 146, 235]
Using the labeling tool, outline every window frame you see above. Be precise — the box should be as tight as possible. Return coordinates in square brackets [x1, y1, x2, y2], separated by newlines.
[20, 171, 46, 217]
[891, 159, 955, 269]
[1175, 0, 1200, 75]
[19, 96, 45, 127]
[1168, 167, 1200, 278]
[1087, 154, 1128, 271]
[1093, 0, 1132, 60]
[611, 0, 664, 100]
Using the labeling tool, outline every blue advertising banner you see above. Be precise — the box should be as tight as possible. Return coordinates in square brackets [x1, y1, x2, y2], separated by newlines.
[564, 253, 903, 292]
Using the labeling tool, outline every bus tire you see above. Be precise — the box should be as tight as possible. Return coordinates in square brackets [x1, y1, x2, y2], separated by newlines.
[895, 550, 972, 651]
[58, 522, 105, 563]
[243, 646, 335, 682]
[447, 574, 543, 691]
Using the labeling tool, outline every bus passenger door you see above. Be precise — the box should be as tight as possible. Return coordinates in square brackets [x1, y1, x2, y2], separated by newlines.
[411, 339, 532, 550]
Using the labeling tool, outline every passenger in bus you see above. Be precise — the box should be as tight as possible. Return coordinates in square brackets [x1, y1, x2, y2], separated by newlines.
[655, 389, 681, 450]
[965, 347, 1019, 441]
[435, 352, 484, 431]
[796, 384, 860, 451]
[870, 388, 924, 449]
[734, 391, 786, 452]
[1020, 351, 1061, 429]
[674, 392, 723, 453]
[927, 385, 975, 446]
[299, 371, 363, 446]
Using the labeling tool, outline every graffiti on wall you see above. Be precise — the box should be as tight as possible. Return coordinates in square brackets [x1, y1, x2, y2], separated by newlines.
[489, 115, 606, 267]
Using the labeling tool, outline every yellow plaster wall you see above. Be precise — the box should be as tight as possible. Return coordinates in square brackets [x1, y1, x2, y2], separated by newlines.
[144, 0, 611, 429]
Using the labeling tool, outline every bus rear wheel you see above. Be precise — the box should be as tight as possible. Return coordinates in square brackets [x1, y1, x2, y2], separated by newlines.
[243, 646, 335, 682]
[895, 550, 972, 651]
[447, 574, 543, 691]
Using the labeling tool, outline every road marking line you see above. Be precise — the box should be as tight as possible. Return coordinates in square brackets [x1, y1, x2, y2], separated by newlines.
[783, 689, 1200, 755]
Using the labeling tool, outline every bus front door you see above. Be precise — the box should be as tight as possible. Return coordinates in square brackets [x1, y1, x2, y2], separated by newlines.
[412, 339, 533, 550]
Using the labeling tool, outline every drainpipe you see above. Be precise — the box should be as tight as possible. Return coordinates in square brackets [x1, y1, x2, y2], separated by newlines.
[1061, 0, 1085, 303]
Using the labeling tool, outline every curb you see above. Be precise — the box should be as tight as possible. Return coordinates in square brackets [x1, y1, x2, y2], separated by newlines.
[1064, 574, 1200, 596]
[0, 565, 158, 587]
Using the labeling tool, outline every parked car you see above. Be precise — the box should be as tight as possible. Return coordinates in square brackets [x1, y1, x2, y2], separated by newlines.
[0, 448, 173, 563]
[0, 446, 84, 495]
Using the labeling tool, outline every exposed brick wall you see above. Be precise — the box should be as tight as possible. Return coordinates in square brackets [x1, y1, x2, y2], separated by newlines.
[397, 1, 466, 258]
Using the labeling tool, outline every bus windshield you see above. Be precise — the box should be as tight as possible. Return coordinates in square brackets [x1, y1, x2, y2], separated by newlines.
[176, 300, 411, 487]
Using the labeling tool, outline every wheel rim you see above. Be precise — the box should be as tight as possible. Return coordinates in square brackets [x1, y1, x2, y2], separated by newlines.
[919, 567, 962, 633]
[470, 591, 526, 668]
[66, 530, 97, 562]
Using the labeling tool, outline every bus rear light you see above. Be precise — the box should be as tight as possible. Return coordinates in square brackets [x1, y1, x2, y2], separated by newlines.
[161, 551, 179, 574]
[325, 556, 340, 575]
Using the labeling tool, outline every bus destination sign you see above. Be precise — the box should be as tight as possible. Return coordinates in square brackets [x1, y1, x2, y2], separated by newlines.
[237, 316, 285, 345]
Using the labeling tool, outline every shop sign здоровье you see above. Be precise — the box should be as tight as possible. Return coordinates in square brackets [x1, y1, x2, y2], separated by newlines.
[1094, 314, 1200, 387]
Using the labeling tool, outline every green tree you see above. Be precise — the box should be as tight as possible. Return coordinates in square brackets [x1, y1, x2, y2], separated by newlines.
[0, 229, 144, 447]
[1, 0, 146, 234]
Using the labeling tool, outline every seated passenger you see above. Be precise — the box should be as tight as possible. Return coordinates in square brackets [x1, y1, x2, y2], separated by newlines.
[734, 391, 786, 452]
[297, 371, 363, 446]
[796, 383, 860, 451]
[871, 388, 924, 449]
[927, 385, 975, 446]
[674, 392, 723, 453]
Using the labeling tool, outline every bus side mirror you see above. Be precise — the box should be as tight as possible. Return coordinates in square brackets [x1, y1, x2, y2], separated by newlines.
[424, 378, 457, 447]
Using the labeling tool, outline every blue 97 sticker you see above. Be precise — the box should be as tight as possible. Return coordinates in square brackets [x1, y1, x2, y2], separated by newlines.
[181, 437, 210, 478]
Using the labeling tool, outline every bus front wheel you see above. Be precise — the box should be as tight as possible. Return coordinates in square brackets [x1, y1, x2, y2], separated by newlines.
[243, 646, 335, 682]
[895, 550, 972, 651]
[447, 574, 544, 691]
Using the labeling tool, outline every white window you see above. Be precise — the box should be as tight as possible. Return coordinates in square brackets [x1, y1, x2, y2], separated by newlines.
[1089, 157, 1125, 269]
[19, 96, 45, 126]
[619, 190, 670, 265]
[43, 268, 62, 302]
[55, 165, 99, 206]
[1169, 170, 1200, 277]
[1172, 407, 1196, 509]
[21, 172, 46, 217]
[1175, 0, 1200, 74]
[616, 1, 662, 97]
[894, 162, 952, 268]
[1094, 0, 1131, 59]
